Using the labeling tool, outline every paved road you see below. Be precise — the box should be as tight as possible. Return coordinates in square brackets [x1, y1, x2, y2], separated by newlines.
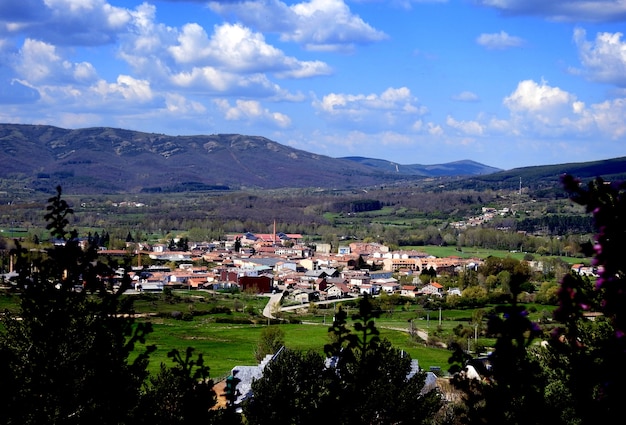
[261, 292, 284, 319]
[260, 293, 430, 342]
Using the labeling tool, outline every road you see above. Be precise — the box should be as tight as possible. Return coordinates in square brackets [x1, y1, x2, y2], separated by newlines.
[260, 293, 429, 341]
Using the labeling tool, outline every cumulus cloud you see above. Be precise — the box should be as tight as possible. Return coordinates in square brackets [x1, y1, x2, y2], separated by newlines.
[446, 116, 485, 136]
[214, 98, 291, 128]
[208, 0, 388, 52]
[117, 4, 313, 100]
[504, 79, 575, 113]
[0, 0, 131, 45]
[501, 79, 626, 139]
[117, 3, 180, 80]
[476, 0, 626, 22]
[476, 31, 524, 50]
[313, 87, 428, 130]
[572, 28, 626, 87]
[316, 87, 424, 113]
[15, 38, 98, 84]
[169, 22, 332, 77]
[93, 75, 154, 103]
[164, 93, 206, 114]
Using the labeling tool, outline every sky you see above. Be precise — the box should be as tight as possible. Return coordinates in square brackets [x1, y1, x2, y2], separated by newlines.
[1, 0, 626, 170]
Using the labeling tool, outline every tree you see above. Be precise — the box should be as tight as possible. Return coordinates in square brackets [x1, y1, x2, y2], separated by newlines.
[254, 325, 285, 362]
[0, 186, 222, 425]
[449, 175, 626, 425]
[0, 186, 154, 424]
[243, 295, 443, 425]
[243, 349, 336, 425]
[323, 295, 443, 425]
[132, 347, 218, 425]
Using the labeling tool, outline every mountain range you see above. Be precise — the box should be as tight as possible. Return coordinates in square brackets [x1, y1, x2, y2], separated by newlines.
[0, 123, 624, 194]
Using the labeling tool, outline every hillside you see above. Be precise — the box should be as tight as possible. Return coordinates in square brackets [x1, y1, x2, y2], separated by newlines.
[1, 124, 623, 195]
[341, 157, 501, 176]
[441, 157, 626, 195]
[0, 124, 497, 194]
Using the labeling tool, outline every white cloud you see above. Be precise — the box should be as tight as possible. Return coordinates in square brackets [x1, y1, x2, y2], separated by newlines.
[503, 79, 574, 113]
[170, 67, 239, 92]
[451, 91, 480, 102]
[118, 3, 178, 79]
[15, 38, 98, 84]
[476, 31, 524, 50]
[476, 0, 626, 23]
[2, 0, 132, 45]
[169, 22, 332, 77]
[315, 87, 423, 113]
[171, 66, 300, 99]
[164, 93, 206, 114]
[214, 98, 291, 128]
[94, 75, 153, 102]
[446, 116, 485, 136]
[588, 98, 626, 139]
[209, 0, 387, 52]
[573, 28, 626, 87]
[117, 5, 325, 99]
[313, 87, 427, 131]
[427, 123, 444, 136]
[500, 79, 626, 140]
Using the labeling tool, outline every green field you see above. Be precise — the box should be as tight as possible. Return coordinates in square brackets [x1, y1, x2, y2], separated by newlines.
[411, 245, 589, 264]
[138, 318, 453, 380]
[1, 288, 558, 381]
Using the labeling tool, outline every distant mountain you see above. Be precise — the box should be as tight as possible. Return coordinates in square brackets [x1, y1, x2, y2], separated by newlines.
[442, 156, 626, 193]
[1, 124, 622, 195]
[341, 157, 501, 177]
[0, 124, 501, 194]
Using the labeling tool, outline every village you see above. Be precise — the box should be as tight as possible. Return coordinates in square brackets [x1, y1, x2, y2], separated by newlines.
[98, 230, 482, 302]
[95, 227, 598, 305]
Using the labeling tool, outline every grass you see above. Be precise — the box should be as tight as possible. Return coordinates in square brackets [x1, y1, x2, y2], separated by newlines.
[137, 317, 454, 380]
[0, 288, 558, 381]
[126, 290, 463, 380]
[410, 245, 590, 264]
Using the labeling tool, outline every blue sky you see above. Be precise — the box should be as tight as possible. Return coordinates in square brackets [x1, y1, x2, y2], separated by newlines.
[1, 0, 626, 170]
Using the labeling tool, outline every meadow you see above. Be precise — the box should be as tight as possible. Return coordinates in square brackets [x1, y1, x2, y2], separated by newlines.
[130, 290, 558, 380]
[0, 283, 559, 381]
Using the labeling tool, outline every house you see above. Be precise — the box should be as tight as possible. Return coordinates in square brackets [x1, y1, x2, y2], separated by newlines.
[400, 285, 419, 298]
[358, 283, 379, 295]
[291, 289, 318, 303]
[420, 282, 444, 297]
[325, 283, 351, 299]
[238, 275, 273, 294]
[302, 268, 339, 281]
[349, 242, 389, 255]
[382, 257, 422, 272]
[571, 263, 598, 277]
[374, 277, 399, 293]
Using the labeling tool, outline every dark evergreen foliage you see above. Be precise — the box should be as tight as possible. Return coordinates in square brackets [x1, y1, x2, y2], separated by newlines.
[449, 175, 626, 425]
[244, 295, 443, 425]
[132, 347, 217, 425]
[0, 186, 222, 424]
